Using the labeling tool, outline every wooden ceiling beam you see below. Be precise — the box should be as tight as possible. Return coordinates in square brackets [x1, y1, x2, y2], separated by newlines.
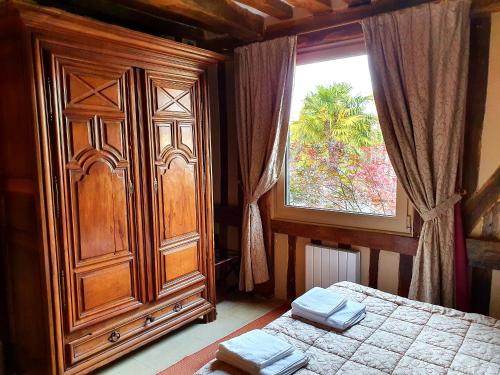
[266, 0, 428, 38]
[236, 0, 293, 19]
[124, 0, 264, 41]
[286, 0, 332, 14]
[40, 0, 212, 40]
[472, 0, 500, 14]
[266, 0, 500, 39]
[297, 21, 363, 48]
[343, 0, 371, 6]
[463, 166, 500, 236]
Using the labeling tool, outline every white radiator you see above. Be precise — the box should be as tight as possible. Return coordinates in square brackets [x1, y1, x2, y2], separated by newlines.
[305, 244, 360, 291]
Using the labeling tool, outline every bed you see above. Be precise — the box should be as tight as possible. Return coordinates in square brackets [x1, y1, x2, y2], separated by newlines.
[196, 282, 500, 375]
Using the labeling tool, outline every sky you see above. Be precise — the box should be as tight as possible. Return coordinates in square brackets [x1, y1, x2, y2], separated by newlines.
[290, 54, 377, 122]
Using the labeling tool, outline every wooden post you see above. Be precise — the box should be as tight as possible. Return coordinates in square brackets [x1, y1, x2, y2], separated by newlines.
[287, 236, 297, 300]
[369, 248, 380, 289]
[398, 255, 413, 297]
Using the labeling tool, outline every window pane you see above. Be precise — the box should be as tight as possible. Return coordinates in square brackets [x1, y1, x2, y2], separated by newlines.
[286, 55, 397, 217]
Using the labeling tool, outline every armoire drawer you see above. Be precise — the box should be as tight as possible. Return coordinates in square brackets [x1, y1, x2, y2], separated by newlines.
[66, 289, 209, 366]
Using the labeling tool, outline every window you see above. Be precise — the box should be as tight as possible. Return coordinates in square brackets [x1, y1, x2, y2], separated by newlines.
[274, 40, 412, 234]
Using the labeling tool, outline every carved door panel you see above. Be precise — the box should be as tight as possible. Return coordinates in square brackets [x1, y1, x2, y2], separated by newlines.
[50, 54, 144, 332]
[145, 71, 206, 299]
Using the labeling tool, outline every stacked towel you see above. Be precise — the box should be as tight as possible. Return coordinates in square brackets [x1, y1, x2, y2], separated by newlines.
[291, 287, 346, 317]
[216, 330, 308, 375]
[260, 350, 309, 375]
[292, 288, 365, 331]
[292, 287, 346, 318]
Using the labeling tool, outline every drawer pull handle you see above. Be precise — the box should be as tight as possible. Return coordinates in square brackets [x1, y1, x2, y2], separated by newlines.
[173, 302, 183, 312]
[108, 331, 121, 343]
[145, 316, 155, 325]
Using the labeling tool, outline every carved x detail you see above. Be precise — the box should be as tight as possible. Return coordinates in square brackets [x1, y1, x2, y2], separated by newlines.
[157, 86, 191, 113]
[69, 74, 119, 108]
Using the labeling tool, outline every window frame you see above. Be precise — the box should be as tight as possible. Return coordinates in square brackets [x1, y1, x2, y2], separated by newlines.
[272, 31, 413, 236]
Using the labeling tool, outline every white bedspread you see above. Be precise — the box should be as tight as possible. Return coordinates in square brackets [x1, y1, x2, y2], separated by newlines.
[196, 282, 500, 375]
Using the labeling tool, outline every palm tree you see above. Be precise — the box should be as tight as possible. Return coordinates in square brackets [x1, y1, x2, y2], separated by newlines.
[290, 83, 380, 161]
[288, 82, 386, 213]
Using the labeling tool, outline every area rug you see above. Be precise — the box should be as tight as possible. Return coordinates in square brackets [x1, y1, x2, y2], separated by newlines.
[157, 303, 289, 375]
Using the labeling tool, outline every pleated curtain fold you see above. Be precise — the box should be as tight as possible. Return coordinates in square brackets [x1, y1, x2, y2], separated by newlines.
[362, 0, 471, 306]
[234, 36, 297, 291]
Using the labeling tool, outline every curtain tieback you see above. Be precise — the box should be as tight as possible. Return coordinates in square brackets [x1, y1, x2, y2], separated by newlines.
[421, 193, 462, 222]
[244, 197, 259, 207]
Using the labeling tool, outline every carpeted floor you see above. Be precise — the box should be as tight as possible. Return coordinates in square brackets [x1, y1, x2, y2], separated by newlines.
[157, 304, 289, 375]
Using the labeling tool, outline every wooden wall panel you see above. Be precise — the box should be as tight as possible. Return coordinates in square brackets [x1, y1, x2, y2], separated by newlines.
[368, 248, 380, 289]
[463, 16, 491, 196]
[471, 267, 493, 315]
[398, 255, 413, 297]
[274, 233, 289, 300]
[208, 65, 221, 206]
[295, 237, 310, 296]
[214, 61, 241, 256]
[0, 20, 51, 372]
[287, 236, 297, 300]
[491, 271, 500, 318]
[476, 13, 500, 192]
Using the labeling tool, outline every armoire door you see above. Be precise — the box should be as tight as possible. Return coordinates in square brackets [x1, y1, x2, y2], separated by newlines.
[48, 52, 145, 332]
[145, 71, 207, 299]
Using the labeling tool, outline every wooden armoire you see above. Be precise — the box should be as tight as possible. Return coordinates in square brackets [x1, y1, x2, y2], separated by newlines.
[0, 2, 223, 374]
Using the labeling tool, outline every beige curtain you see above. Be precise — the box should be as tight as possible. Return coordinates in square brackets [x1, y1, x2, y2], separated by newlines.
[235, 37, 297, 291]
[362, 0, 470, 307]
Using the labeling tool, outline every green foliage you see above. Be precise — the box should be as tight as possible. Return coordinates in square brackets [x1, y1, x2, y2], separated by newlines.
[290, 83, 381, 150]
[287, 82, 397, 216]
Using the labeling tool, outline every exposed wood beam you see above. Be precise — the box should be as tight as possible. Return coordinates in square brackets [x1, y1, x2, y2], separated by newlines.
[236, 0, 293, 19]
[266, 0, 429, 38]
[343, 0, 371, 6]
[286, 0, 332, 14]
[470, 267, 492, 314]
[217, 208, 500, 267]
[466, 238, 499, 315]
[463, 166, 500, 235]
[287, 236, 297, 299]
[482, 202, 500, 238]
[467, 238, 500, 269]
[38, 0, 209, 41]
[266, 0, 500, 39]
[297, 21, 363, 48]
[473, 0, 500, 14]
[463, 16, 491, 196]
[271, 219, 419, 256]
[368, 248, 380, 288]
[398, 255, 413, 297]
[296, 21, 364, 64]
[125, 0, 264, 41]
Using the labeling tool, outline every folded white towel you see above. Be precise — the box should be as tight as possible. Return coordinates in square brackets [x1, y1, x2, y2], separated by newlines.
[291, 287, 346, 318]
[216, 330, 293, 373]
[260, 350, 308, 375]
[292, 300, 366, 331]
[217, 349, 308, 375]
